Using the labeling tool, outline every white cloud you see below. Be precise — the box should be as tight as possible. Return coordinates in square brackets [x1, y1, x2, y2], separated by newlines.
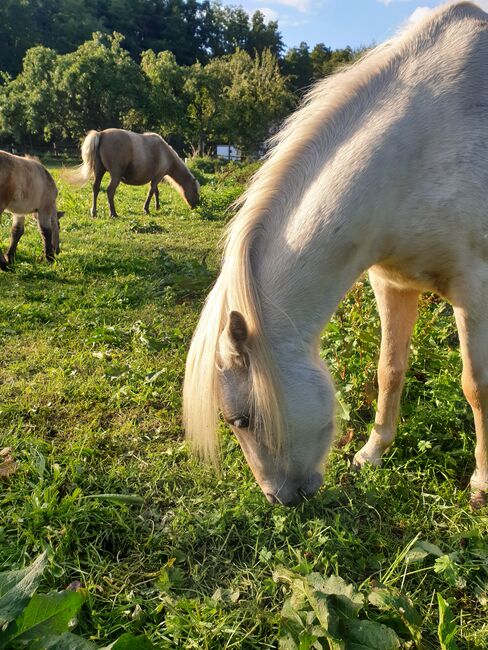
[258, 6, 279, 21]
[408, 6, 432, 23]
[266, 0, 312, 13]
[377, 0, 410, 5]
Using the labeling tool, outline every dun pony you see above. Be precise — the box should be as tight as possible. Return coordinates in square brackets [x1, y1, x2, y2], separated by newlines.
[66, 128, 200, 218]
[0, 151, 63, 268]
[184, 2, 488, 508]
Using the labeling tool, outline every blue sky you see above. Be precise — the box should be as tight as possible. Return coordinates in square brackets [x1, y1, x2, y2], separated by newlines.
[234, 0, 488, 50]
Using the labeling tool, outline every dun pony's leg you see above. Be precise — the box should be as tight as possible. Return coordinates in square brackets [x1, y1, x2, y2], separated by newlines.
[106, 175, 120, 218]
[91, 169, 105, 218]
[0, 207, 8, 270]
[50, 212, 60, 256]
[6, 214, 26, 265]
[36, 211, 55, 262]
[452, 287, 488, 508]
[354, 273, 419, 467]
[153, 183, 160, 211]
[143, 185, 153, 214]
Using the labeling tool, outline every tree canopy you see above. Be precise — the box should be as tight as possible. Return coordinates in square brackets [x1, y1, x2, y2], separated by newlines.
[0, 1, 363, 156]
[0, 0, 284, 75]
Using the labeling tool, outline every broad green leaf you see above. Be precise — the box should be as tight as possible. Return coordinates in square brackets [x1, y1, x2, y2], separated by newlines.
[405, 548, 429, 565]
[368, 586, 422, 646]
[437, 593, 458, 650]
[307, 574, 363, 617]
[416, 540, 443, 557]
[279, 631, 299, 650]
[281, 597, 305, 627]
[31, 632, 98, 649]
[304, 586, 332, 630]
[0, 590, 85, 645]
[343, 619, 400, 650]
[102, 633, 155, 649]
[0, 552, 49, 626]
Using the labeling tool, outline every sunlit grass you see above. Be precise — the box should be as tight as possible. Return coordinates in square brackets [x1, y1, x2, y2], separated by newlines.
[0, 164, 487, 648]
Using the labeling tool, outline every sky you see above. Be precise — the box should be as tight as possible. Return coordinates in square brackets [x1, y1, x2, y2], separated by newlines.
[233, 0, 488, 51]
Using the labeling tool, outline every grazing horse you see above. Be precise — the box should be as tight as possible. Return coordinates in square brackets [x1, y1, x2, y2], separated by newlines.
[0, 151, 63, 268]
[69, 128, 200, 218]
[184, 2, 488, 508]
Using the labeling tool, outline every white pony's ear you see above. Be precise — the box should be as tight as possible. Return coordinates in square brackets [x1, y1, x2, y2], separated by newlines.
[226, 311, 248, 355]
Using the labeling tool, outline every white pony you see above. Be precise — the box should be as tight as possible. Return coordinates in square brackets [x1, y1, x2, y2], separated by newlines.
[184, 2, 488, 508]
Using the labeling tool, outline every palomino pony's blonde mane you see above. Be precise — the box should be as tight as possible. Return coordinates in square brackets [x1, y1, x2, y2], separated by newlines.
[183, 2, 481, 462]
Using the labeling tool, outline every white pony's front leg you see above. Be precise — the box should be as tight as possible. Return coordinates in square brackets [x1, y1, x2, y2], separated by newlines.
[452, 280, 488, 508]
[354, 272, 419, 468]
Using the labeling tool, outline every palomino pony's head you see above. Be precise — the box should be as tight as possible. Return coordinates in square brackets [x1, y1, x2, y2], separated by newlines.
[183, 208, 336, 505]
[184, 176, 200, 208]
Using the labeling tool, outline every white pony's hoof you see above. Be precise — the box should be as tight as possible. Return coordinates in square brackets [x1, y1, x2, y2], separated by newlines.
[352, 449, 383, 471]
[470, 490, 487, 510]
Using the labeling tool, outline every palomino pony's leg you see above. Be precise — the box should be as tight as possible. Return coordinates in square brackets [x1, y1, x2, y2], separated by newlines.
[36, 210, 55, 262]
[354, 273, 419, 467]
[452, 287, 488, 508]
[143, 181, 160, 214]
[106, 175, 121, 218]
[91, 168, 105, 218]
[6, 214, 26, 265]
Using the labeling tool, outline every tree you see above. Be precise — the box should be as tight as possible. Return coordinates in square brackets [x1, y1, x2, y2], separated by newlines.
[218, 49, 294, 156]
[282, 41, 313, 93]
[182, 62, 225, 155]
[141, 49, 186, 137]
[53, 32, 146, 140]
[247, 11, 283, 58]
[310, 43, 332, 81]
[0, 46, 60, 143]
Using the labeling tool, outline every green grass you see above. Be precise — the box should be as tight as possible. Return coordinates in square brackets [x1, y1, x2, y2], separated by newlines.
[0, 166, 487, 648]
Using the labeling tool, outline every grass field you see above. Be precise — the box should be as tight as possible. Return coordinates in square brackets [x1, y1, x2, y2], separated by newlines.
[1, 162, 487, 648]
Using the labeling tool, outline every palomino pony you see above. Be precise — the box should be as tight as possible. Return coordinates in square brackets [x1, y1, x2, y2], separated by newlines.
[69, 129, 200, 218]
[184, 2, 488, 508]
[0, 151, 63, 268]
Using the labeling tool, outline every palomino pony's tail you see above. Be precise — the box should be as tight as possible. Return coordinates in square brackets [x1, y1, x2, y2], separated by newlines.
[63, 130, 100, 186]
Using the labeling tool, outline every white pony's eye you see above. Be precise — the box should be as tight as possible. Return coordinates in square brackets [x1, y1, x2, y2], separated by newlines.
[233, 416, 250, 429]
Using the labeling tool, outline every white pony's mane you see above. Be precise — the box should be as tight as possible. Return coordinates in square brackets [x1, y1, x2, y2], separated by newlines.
[183, 2, 485, 461]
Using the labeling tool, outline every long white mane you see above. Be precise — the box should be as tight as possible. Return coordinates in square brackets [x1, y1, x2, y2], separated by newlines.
[183, 2, 486, 461]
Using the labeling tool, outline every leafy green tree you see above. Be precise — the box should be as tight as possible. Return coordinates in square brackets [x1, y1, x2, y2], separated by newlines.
[282, 41, 313, 93]
[182, 62, 225, 155]
[0, 1, 35, 77]
[320, 46, 355, 76]
[53, 32, 146, 140]
[218, 48, 294, 156]
[310, 43, 332, 80]
[140, 49, 186, 136]
[0, 47, 60, 142]
[247, 11, 283, 57]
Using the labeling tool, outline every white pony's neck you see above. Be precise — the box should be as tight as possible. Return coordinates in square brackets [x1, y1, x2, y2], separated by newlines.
[242, 1, 486, 349]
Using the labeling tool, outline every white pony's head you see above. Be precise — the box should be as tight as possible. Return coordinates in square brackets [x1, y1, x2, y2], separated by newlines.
[213, 309, 336, 504]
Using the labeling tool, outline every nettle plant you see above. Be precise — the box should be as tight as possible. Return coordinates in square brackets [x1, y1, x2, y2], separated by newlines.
[0, 552, 153, 649]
